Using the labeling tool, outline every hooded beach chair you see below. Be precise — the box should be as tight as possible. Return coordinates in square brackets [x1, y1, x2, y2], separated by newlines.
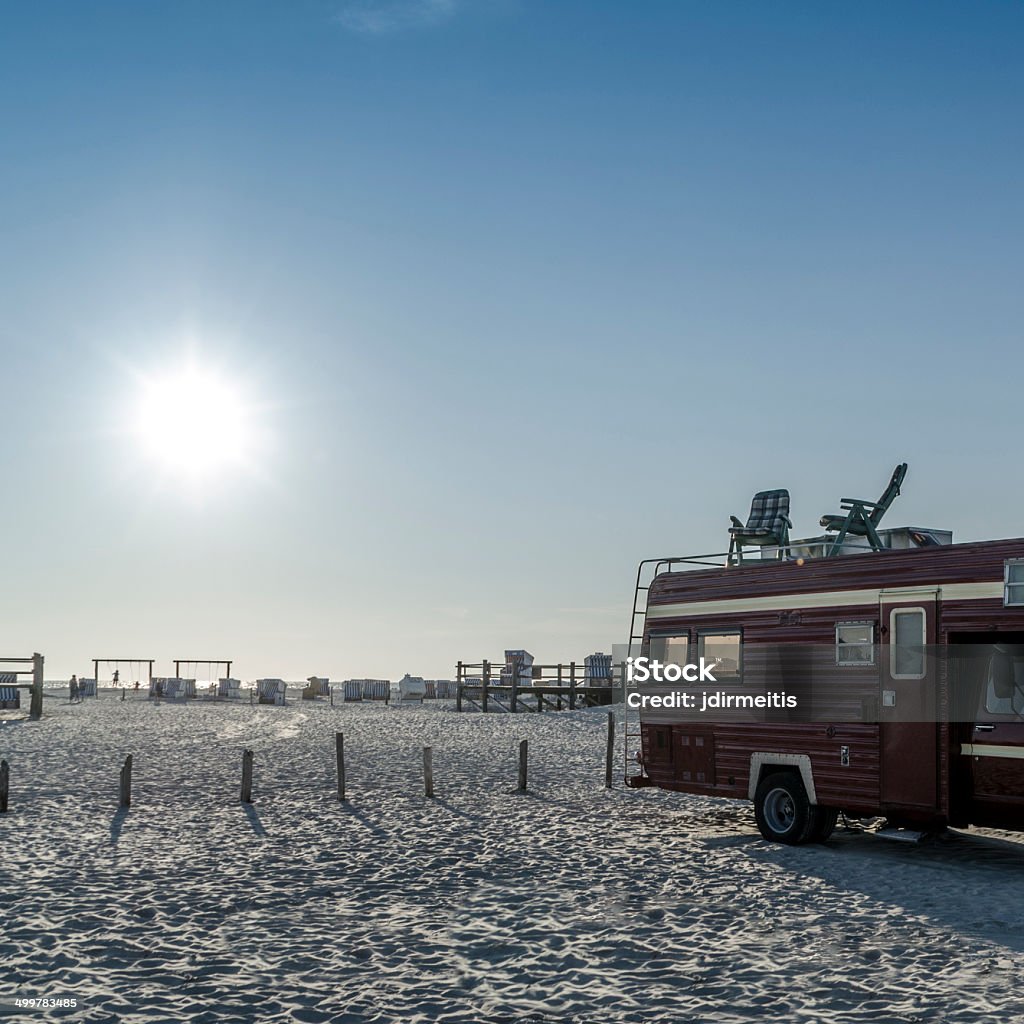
[820, 463, 908, 556]
[256, 679, 287, 705]
[727, 489, 792, 565]
[218, 678, 242, 699]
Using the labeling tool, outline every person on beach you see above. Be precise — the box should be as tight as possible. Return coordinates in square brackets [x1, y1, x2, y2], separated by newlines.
[113, 669, 119, 686]
[69, 675, 79, 702]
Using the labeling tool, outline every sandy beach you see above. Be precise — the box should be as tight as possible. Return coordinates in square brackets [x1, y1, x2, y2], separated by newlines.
[0, 693, 1022, 1023]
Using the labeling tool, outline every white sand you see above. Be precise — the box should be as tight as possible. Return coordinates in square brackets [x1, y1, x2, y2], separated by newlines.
[2, 692, 1024, 1023]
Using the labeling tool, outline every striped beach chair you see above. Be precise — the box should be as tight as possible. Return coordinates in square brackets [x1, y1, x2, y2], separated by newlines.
[218, 678, 242, 699]
[181, 679, 197, 699]
[79, 678, 97, 698]
[584, 652, 613, 684]
[162, 678, 187, 700]
[362, 680, 391, 703]
[302, 676, 330, 699]
[256, 679, 287, 705]
[435, 680, 454, 699]
[502, 650, 534, 688]
[424, 680, 437, 699]
[342, 680, 363, 702]
[0, 680, 20, 710]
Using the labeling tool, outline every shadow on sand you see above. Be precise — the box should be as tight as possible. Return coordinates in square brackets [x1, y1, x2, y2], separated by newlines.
[110, 806, 129, 845]
[243, 803, 267, 837]
[337, 801, 392, 842]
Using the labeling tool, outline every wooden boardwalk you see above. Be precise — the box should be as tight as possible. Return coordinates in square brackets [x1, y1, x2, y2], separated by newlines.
[455, 660, 621, 713]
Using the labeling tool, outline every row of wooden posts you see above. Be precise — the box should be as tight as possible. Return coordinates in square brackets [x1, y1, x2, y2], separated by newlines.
[0, 714, 617, 812]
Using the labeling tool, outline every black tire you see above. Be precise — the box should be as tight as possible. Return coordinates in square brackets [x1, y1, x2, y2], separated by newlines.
[807, 806, 839, 843]
[754, 771, 816, 845]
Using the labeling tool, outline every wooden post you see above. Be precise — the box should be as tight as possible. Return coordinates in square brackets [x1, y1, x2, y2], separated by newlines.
[423, 746, 433, 798]
[517, 739, 528, 792]
[569, 661, 577, 710]
[605, 712, 615, 789]
[330, 686, 334, 707]
[121, 687, 126, 702]
[29, 652, 43, 720]
[336, 732, 346, 801]
[456, 661, 463, 712]
[510, 666, 519, 713]
[482, 660, 490, 713]
[241, 749, 253, 803]
[0, 759, 8, 813]
[119, 754, 133, 808]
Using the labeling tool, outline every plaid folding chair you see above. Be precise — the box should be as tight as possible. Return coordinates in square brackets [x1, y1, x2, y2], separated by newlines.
[727, 489, 792, 565]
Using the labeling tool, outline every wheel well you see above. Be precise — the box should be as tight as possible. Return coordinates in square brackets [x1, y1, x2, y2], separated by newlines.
[748, 753, 817, 804]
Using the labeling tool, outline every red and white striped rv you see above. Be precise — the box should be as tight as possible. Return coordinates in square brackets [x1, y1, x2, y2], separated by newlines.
[624, 506, 1024, 845]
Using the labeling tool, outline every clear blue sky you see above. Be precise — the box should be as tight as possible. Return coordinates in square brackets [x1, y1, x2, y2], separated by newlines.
[2, 1, 1022, 680]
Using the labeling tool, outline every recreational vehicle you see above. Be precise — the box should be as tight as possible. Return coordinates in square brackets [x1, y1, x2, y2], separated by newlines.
[624, 469, 1024, 845]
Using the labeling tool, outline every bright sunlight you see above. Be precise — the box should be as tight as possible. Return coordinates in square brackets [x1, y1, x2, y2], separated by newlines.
[134, 362, 257, 481]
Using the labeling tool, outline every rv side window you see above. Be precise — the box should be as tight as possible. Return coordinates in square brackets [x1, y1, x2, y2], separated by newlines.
[697, 631, 742, 681]
[1005, 561, 1024, 606]
[836, 622, 875, 666]
[890, 609, 926, 679]
[649, 634, 689, 667]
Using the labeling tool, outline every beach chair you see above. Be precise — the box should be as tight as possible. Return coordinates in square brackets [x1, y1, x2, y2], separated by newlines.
[424, 681, 437, 699]
[361, 680, 391, 703]
[181, 679, 197, 699]
[819, 463, 908, 556]
[501, 650, 534, 688]
[307, 676, 330, 697]
[218, 678, 242, 699]
[584, 652, 612, 684]
[79, 678, 97, 697]
[256, 679, 287, 705]
[342, 680, 363, 702]
[161, 678, 187, 700]
[434, 680, 453, 699]
[397, 675, 426, 705]
[0, 681, 20, 710]
[728, 489, 792, 565]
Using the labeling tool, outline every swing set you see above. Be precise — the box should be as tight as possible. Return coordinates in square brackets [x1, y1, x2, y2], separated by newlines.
[92, 658, 155, 693]
[173, 659, 233, 692]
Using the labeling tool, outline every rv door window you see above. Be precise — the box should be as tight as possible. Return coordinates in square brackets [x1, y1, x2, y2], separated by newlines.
[890, 609, 926, 679]
[984, 649, 1024, 717]
[650, 634, 689, 668]
[836, 622, 875, 666]
[1005, 560, 1024, 606]
[697, 632, 742, 681]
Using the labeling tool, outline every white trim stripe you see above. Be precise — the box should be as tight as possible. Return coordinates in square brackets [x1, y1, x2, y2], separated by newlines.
[646, 581, 1005, 620]
[960, 744, 1024, 760]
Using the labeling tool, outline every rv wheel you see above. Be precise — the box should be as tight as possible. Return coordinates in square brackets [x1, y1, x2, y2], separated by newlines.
[808, 807, 838, 843]
[754, 772, 816, 845]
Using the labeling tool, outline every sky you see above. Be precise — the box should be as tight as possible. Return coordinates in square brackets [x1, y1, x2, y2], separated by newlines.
[2, 1, 1023, 681]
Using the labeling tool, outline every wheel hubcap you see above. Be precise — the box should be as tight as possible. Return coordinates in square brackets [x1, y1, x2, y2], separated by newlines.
[764, 787, 797, 834]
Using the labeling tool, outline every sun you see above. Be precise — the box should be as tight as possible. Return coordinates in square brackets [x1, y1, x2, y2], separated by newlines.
[134, 362, 257, 481]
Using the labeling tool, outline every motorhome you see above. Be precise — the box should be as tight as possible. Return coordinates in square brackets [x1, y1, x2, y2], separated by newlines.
[624, 470, 1024, 845]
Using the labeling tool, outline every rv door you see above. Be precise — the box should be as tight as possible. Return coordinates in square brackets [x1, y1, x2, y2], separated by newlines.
[879, 589, 939, 812]
[965, 644, 1024, 825]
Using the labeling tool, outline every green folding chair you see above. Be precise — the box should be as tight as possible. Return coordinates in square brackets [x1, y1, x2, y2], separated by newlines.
[820, 463, 908, 556]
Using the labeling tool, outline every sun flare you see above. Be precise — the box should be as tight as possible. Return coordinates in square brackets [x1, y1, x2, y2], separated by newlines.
[134, 362, 257, 481]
